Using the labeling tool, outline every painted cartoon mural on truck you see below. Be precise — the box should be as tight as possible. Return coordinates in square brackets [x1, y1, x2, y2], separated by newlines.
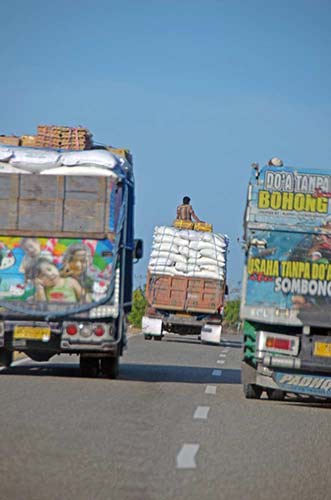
[0, 237, 113, 304]
[241, 163, 331, 400]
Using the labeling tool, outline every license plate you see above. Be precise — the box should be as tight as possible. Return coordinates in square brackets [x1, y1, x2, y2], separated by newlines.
[14, 326, 51, 341]
[314, 342, 331, 357]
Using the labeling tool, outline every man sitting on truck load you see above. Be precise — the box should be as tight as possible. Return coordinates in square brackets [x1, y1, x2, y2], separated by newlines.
[177, 196, 201, 222]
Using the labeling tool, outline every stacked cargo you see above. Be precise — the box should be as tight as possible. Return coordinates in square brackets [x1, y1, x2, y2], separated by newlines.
[35, 125, 93, 150]
[0, 135, 21, 146]
[148, 226, 228, 280]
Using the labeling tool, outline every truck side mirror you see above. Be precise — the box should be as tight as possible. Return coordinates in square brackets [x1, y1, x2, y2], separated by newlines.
[134, 239, 143, 260]
[225, 284, 229, 296]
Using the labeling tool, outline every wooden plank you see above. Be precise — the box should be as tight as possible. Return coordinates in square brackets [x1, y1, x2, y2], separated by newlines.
[0, 174, 19, 199]
[63, 200, 105, 232]
[0, 229, 114, 238]
[0, 200, 18, 229]
[18, 200, 63, 231]
[64, 176, 106, 201]
[19, 175, 64, 200]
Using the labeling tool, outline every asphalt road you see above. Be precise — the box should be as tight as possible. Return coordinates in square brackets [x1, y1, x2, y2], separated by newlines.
[0, 332, 330, 500]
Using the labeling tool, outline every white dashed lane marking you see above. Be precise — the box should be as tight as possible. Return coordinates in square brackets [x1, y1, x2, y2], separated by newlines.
[205, 385, 217, 394]
[193, 406, 210, 419]
[219, 353, 227, 358]
[176, 444, 200, 469]
[212, 369, 222, 376]
[217, 360, 224, 364]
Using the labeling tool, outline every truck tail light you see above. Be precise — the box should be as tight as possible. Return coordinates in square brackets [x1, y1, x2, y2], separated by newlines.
[66, 324, 78, 336]
[257, 331, 299, 356]
[94, 325, 105, 337]
[266, 337, 291, 350]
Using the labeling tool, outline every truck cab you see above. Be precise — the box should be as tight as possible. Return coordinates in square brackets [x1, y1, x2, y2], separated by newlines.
[241, 163, 331, 399]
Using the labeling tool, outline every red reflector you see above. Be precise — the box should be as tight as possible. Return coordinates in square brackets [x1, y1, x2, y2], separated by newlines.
[266, 336, 291, 350]
[66, 324, 78, 335]
[94, 325, 105, 337]
[274, 338, 291, 350]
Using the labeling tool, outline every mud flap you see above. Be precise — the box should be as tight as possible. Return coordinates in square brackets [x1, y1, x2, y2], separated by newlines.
[142, 316, 163, 337]
[201, 324, 222, 345]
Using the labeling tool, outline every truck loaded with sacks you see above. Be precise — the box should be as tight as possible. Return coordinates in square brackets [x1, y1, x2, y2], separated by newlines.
[241, 160, 331, 400]
[0, 126, 142, 378]
[142, 224, 228, 344]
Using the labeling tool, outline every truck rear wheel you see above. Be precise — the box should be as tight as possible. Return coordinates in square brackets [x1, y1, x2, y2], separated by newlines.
[0, 349, 13, 368]
[244, 383, 263, 399]
[101, 356, 119, 379]
[80, 356, 99, 378]
[266, 388, 286, 401]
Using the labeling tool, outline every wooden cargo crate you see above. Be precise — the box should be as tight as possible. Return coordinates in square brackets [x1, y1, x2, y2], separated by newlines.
[21, 135, 37, 147]
[146, 271, 224, 314]
[0, 135, 21, 146]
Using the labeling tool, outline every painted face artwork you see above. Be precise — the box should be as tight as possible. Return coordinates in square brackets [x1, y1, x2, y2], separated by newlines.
[0, 237, 114, 306]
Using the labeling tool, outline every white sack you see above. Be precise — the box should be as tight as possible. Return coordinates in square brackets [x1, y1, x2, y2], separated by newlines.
[173, 237, 189, 248]
[198, 257, 226, 268]
[200, 248, 225, 261]
[60, 150, 119, 169]
[10, 148, 60, 167]
[150, 250, 175, 260]
[0, 162, 31, 173]
[0, 146, 13, 161]
[187, 264, 203, 273]
[148, 265, 175, 276]
[41, 166, 119, 177]
[153, 235, 175, 244]
[152, 243, 179, 254]
[178, 246, 199, 259]
[154, 226, 177, 237]
[175, 262, 188, 273]
[173, 254, 187, 264]
[197, 241, 226, 252]
[149, 258, 174, 267]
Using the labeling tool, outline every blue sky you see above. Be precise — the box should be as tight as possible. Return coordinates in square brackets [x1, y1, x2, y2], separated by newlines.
[2, 0, 331, 292]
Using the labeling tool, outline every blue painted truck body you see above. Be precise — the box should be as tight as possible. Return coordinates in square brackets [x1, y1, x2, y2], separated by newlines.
[241, 164, 331, 399]
[0, 144, 139, 378]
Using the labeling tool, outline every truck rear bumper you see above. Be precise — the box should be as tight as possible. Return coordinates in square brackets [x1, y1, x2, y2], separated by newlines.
[256, 369, 331, 399]
[243, 361, 331, 399]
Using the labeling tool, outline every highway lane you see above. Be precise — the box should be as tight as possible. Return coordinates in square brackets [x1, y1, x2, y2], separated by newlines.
[0, 333, 330, 500]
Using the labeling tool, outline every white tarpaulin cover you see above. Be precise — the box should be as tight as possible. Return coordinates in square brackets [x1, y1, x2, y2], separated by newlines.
[148, 226, 228, 280]
[0, 145, 125, 178]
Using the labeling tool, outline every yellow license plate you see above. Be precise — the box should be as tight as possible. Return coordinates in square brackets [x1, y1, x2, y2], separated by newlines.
[14, 326, 51, 341]
[314, 342, 331, 357]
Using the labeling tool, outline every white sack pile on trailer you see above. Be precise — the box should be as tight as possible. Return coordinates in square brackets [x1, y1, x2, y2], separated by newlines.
[0, 145, 127, 178]
[148, 226, 228, 280]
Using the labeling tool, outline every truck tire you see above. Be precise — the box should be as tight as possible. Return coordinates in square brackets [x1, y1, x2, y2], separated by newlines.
[266, 388, 286, 401]
[0, 349, 13, 368]
[80, 356, 99, 378]
[153, 336, 162, 341]
[244, 383, 263, 399]
[101, 356, 119, 379]
[144, 334, 152, 340]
